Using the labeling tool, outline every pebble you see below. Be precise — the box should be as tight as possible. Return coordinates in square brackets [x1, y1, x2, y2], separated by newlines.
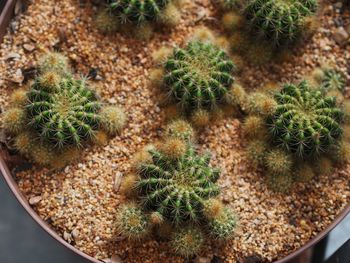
[5, 52, 20, 60]
[113, 172, 123, 192]
[23, 43, 35, 52]
[29, 196, 42, 205]
[332, 26, 349, 45]
[195, 256, 211, 263]
[110, 254, 123, 263]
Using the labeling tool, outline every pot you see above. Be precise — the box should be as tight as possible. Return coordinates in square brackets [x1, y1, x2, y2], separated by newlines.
[0, 1, 349, 262]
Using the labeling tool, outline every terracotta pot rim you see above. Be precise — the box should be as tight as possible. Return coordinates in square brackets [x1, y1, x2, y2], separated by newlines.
[1, 155, 349, 262]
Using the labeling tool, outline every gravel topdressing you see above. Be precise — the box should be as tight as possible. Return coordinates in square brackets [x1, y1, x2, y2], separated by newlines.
[0, 0, 349, 262]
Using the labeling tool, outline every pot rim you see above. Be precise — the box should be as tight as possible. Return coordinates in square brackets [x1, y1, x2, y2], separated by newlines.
[1, 155, 349, 263]
[0, 0, 15, 41]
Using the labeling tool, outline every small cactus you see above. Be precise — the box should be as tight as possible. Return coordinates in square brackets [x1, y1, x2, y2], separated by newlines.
[2, 52, 126, 168]
[27, 76, 102, 148]
[95, 0, 181, 37]
[153, 40, 237, 124]
[170, 226, 204, 257]
[164, 41, 235, 112]
[117, 121, 237, 257]
[243, 0, 318, 45]
[116, 203, 150, 240]
[268, 81, 343, 157]
[244, 78, 347, 192]
[207, 207, 237, 240]
[109, 0, 170, 24]
[136, 142, 221, 224]
[321, 68, 346, 93]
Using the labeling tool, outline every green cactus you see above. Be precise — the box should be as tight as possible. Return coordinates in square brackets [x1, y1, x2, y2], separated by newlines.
[268, 81, 343, 157]
[108, 0, 170, 24]
[321, 69, 346, 93]
[2, 52, 126, 167]
[116, 203, 150, 240]
[170, 226, 204, 257]
[27, 76, 101, 148]
[207, 207, 237, 239]
[136, 143, 220, 224]
[243, 0, 318, 45]
[163, 41, 235, 113]
[118, 121, 237, 257]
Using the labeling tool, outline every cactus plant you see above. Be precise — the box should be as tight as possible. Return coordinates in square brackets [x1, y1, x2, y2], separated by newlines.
[136, 143, 221, 224]
[117, 121, 237, 257]
[152, 40, 237, 126]
[321, 68, 346, 93]
[268, 81, 343, 157]
[95, 0, 181, 37]
[2, 52, 126, 168]
[163, 41, 235, 111]
[244, 79, 349, 192]
[27, 76, 102, 148]
[243, 0, 318, 45]
[108, 0, 170, 24]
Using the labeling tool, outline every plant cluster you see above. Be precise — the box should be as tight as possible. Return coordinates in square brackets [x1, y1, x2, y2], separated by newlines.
[95, 0, 182, 39]
[2, 52, 126, 168]
[243, 77, 350, 192]
[116, 120, 237, 257]
[217, 0, 319, 65]
[150, 36, 240, 127]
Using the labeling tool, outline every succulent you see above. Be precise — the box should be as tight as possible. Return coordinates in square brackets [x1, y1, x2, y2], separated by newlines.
[136, 143, 220, 224]
[2, 52, 126, 167]
[243, 0, 318, 45]
[170, 226, 204, 257]
[163, 41, 235, 112]
[321, 69, 346, 93]
[116, 203, 150, 240]
[268, 81, 343, 157]
[244, 79, 349, 192]
[27, 76, 102, 148]
[108, 0, 170, 24]
[96, 0, 181, 36]
[207, 207, 237, 239]
[117, 121, 237, 257]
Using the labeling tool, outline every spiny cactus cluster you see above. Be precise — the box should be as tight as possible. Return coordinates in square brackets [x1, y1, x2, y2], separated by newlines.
[2, 52, 126, 168]
[243, 0, 318, 45]
[117, 120, 237, 257]
[150, 39, 238, 127]
[217, 0, 319, 65]
[243, 79, 350, 192]
[95, 0, 182, 39]
[269, 81, 343, 157]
